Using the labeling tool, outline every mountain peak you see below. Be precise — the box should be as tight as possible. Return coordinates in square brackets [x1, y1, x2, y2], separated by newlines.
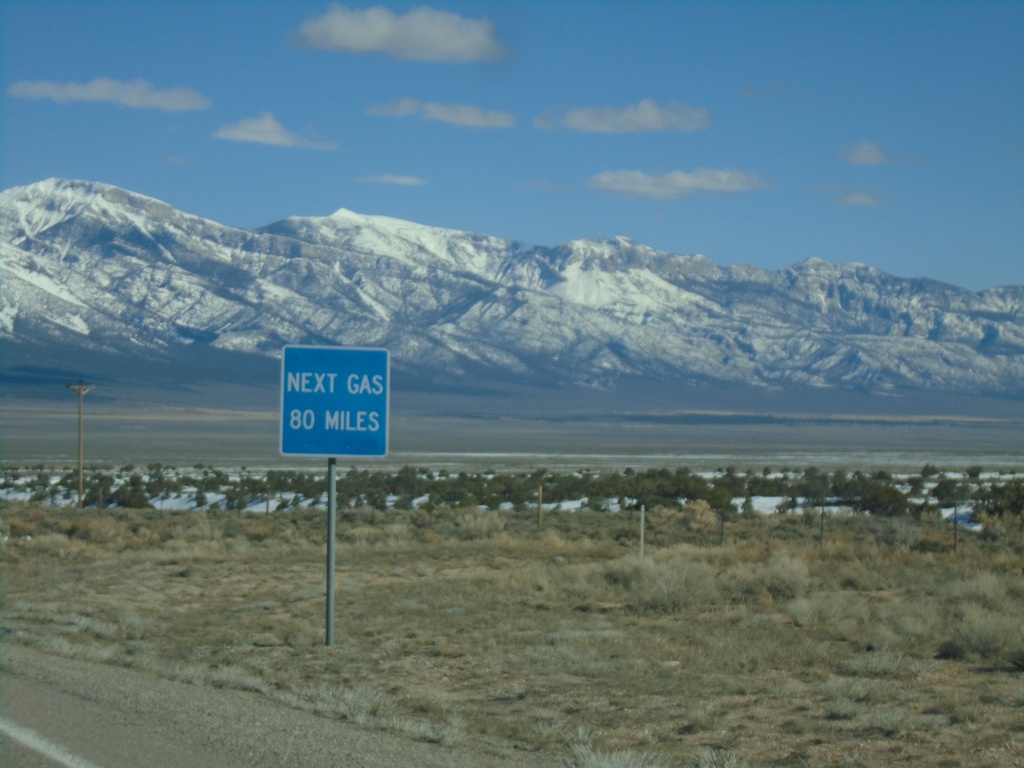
[2, 177, 1022, 398]
[326, 207, 368, 222]
[2, 178, 180, 226]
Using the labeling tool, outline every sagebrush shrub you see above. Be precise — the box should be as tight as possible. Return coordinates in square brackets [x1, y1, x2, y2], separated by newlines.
[940, 603, 1023, 661]
[604, 556, 719, 613]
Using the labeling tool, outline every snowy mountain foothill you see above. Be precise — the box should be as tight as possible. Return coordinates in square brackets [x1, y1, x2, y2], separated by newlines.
[1, 178, 1022, 417]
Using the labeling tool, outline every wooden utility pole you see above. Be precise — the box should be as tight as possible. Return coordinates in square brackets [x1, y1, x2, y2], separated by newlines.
[67, 379, 94, 511]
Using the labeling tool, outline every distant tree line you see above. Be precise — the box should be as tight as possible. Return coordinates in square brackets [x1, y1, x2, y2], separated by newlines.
[3, 463, 1023, 523]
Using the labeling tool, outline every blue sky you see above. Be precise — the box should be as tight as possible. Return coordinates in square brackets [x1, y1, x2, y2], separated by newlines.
[2, 0, 1021, 290]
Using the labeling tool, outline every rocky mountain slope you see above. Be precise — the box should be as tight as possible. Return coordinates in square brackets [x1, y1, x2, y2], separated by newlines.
[2, 178, 1022, 401]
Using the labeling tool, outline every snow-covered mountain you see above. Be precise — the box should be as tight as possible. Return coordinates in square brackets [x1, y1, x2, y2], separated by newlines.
[2, 178, 1022, 400]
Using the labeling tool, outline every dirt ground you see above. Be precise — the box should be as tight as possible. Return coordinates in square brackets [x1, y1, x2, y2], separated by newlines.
[3, 503, 1024, 767]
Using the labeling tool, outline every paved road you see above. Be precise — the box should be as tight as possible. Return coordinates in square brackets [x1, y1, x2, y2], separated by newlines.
[1, 645, 545, 768]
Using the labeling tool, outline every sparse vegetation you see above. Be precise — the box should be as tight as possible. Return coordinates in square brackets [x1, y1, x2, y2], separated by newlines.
[2, 462, 1024, 766]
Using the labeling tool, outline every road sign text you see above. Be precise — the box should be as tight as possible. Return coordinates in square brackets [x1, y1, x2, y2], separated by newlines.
[280, 346, 389, 457]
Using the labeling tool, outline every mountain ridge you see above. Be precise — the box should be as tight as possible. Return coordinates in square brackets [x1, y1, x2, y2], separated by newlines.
[2, 178, 1022, 407]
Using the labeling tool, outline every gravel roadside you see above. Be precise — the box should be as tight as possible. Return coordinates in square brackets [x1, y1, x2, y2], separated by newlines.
[0, 644, 553, 768]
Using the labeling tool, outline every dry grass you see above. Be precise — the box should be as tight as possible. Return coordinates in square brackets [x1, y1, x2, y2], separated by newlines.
[2, 500, 1024, 767]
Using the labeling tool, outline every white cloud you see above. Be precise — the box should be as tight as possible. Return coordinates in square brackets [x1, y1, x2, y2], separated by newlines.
[7, 77, 210, 112]
[367, 98, 515, 128]
[835, 190, 887, 206]
[354, 174, 426, 186]
[214, 112, 335, 150]
[294, 4, 507, 62]
[422, 102, 514, 128]
[843, 140, 891, 165]
[587, 169, 767, 200]
[365, 98, 421, 117]
[536, 99, 711, 133]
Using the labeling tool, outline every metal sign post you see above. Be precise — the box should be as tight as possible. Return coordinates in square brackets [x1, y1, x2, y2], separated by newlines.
[280, 346, 390, 647]
[326, 457, 337, 646]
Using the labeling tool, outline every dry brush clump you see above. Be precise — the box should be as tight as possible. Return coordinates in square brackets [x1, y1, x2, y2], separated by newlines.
[3, 498, 1024, 766]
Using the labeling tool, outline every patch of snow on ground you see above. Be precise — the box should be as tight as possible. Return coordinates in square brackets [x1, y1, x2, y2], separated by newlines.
[940, 507, 983, 531]
[545, 497, 588, 512]
[151, 494, 196, 510]
[2, 255, 87, 307]
[2, 489, 38, 502]
[59, 313, 90, 335]
[0, 301, 17, 333]
[733, 496, 791, 514]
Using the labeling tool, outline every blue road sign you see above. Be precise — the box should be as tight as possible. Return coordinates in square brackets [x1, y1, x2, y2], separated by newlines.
[280, 346, 390, 457]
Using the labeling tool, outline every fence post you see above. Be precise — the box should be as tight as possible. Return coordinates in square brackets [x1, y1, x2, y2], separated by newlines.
[640, 504, 645, 557]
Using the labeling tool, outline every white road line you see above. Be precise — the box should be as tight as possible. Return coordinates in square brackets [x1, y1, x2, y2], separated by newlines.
[0, 716, 106, 768]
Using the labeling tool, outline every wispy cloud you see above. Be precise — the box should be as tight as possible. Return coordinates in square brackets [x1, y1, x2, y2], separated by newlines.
[365, 98, 420, 117]
[214, 112, 335, 149]
[835, 190, 888, 206]
[535, 99, 710, 133]
[367, 99, 515, 128]
[354, 174, 426, 186]
[843, 140, 891, 165]
[294, 4, 507, 62]
[7, 77, 210, 112]
[587, 169, 767, 200]
[422, 102, 514, 128]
